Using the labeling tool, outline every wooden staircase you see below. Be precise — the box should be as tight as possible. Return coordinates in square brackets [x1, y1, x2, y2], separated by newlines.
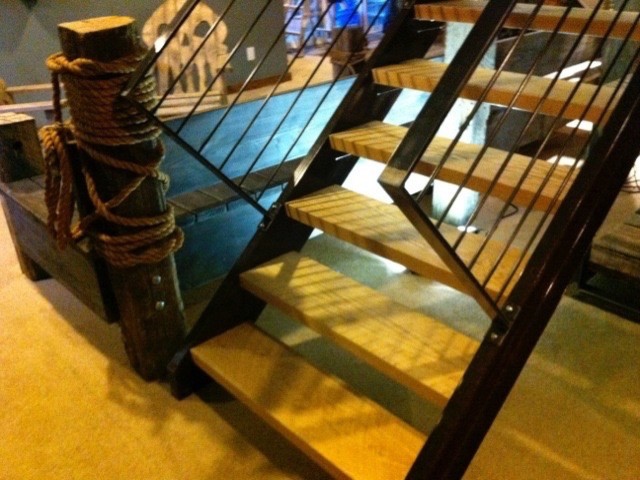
[171, 1, 640, 478]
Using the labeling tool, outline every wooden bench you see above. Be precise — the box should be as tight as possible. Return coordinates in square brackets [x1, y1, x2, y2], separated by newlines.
[591, 209, 640, 282]
[0, 155, 298, 310]
[575, 208, 640, 320]
[0, 65, 347, 306]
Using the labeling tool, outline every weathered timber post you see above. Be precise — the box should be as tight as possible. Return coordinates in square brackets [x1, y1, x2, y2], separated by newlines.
[54, 16, 186, 380]
[0, 113, 50, 280]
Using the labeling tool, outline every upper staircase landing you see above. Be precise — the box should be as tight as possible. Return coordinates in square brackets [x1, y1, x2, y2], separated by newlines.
[417, 1, 640, 41]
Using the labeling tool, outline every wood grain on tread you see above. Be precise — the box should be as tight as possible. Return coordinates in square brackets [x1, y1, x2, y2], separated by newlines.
[286, 185, 526, 301]
[191, 322, 425, 480]
[241, 252, 479, 405]
[329, 121, 577, 213]
[373, 59, 619, 124]
[416, 1, 640, 41]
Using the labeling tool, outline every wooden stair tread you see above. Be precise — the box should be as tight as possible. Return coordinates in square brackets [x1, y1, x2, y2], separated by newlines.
[286, 185, 526, 301]
[416, 1, 640, 42]
[373, 59, 619, 124]
[330, 121, 577, 212]
[191, 322, 425, 480]
[241, 252, 478, 405]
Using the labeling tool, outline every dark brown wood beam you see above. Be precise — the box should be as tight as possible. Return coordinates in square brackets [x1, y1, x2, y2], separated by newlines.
[57, 16, 186, 380]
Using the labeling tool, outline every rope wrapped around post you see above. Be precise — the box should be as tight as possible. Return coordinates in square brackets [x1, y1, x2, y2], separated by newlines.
[39, 50, 184, 268]
[45, 16, 187, 381]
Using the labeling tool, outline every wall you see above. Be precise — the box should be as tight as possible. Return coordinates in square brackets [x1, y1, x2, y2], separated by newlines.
[207, 0, 289, 89]
[0, 0, 288, 100]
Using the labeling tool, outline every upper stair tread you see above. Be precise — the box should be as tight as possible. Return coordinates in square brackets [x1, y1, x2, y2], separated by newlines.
[191, 322, 425, 480]
[373, 59, 619, 124]
[329, 121, 578, 212]
[286, 185, 526, 301]
[416, 1, 640, 41]
[240, 251, 479, 405]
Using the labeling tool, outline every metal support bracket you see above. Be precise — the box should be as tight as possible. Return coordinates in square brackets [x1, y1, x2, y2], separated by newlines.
[489, 303, 520, 345]
[259, 201, 283, 231]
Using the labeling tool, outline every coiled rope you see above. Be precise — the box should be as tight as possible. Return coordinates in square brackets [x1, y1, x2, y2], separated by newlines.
[39, 51, 183, 268]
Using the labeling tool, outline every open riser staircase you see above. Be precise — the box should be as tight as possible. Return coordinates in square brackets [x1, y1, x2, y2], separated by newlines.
[160, 1, 640, 478]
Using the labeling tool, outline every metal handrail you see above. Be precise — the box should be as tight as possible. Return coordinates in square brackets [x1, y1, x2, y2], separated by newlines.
[463, 0, 622, 285]
[489, 2, 640, 300]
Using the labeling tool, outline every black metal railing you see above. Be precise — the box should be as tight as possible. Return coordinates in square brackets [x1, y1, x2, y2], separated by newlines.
[123, 0, 392, 219]
[373, 1, 640, 477]
[380, 0, 640, 324]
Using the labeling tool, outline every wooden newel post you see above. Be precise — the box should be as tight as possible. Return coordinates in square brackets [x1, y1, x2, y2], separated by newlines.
[56, 16, 186, 380]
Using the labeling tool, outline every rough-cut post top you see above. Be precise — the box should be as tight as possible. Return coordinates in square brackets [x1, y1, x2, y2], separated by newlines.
[58, 16, 145, 62]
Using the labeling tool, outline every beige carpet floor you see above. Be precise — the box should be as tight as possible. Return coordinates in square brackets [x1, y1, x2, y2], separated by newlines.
[1, 192, 639, 479]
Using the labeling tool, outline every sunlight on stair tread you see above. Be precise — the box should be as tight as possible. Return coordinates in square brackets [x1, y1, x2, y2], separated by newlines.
[287, 185, 528, 301]
[415, 1, 640, 42]
[373, 59, 620, 124]
[330, 121, 579, 213]
[240, 251, 479, 405]
[192, 322, 425, 480]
